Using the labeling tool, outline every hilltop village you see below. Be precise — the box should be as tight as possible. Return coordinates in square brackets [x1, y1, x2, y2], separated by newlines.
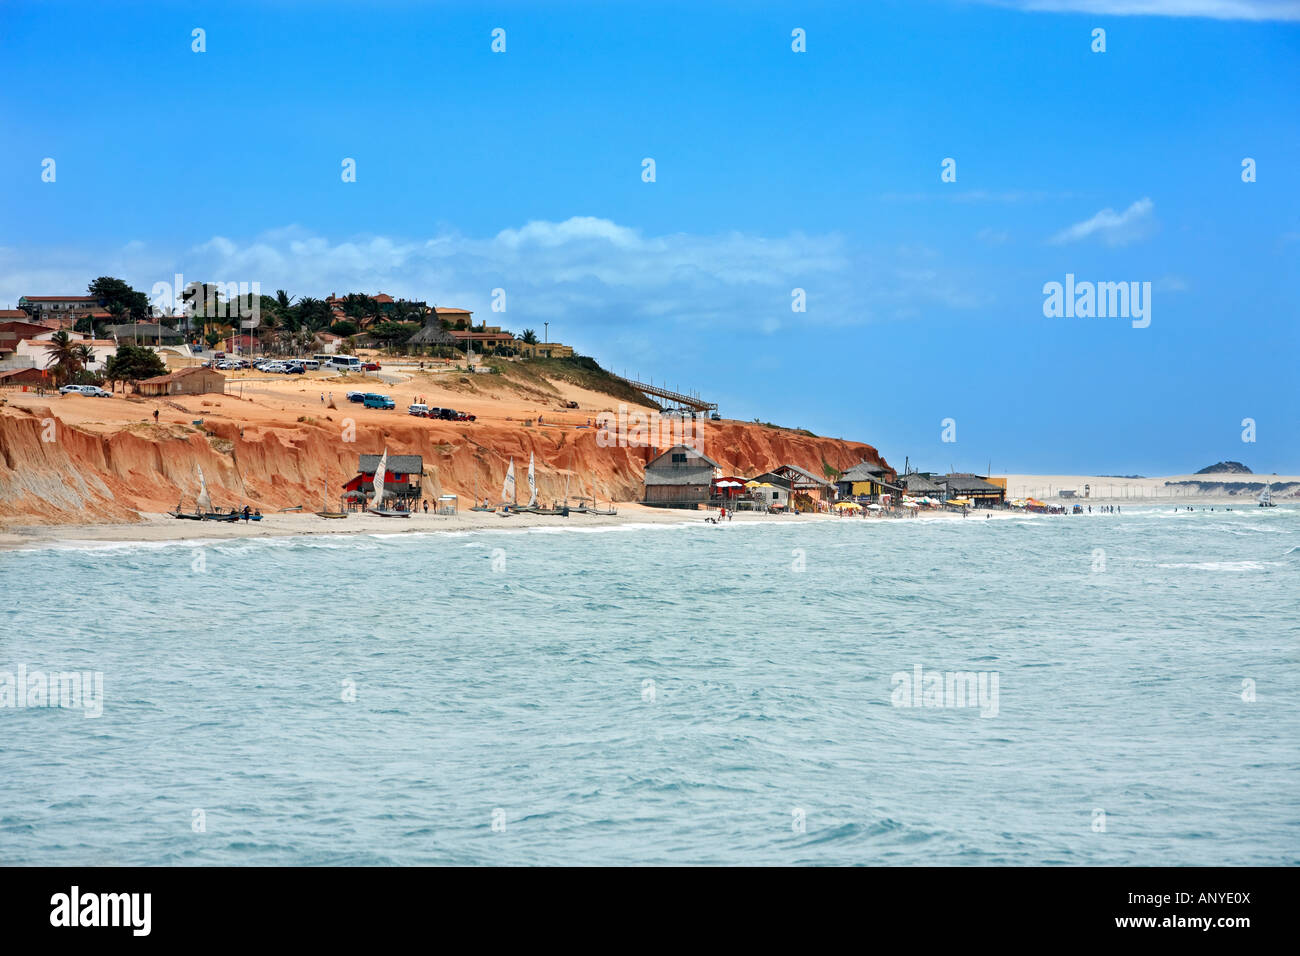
[2, 278, 1037, 527]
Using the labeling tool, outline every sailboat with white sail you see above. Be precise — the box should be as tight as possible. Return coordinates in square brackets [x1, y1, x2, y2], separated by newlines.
[1258, 485, 1276, 508]
[498, 457, 517, 516]
[366, 448, 410, 517]
[520, 453, 569, 516]
[171, 463, 237, 520]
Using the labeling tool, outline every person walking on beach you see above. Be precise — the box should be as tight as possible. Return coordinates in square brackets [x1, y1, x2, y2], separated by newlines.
[423, 499, 428, 514]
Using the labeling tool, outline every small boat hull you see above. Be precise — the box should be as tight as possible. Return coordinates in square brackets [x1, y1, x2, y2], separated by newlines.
[315, 511, 349, 519]
[366, 508, 410, 518]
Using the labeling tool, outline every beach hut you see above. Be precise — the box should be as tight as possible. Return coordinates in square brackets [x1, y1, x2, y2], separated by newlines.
[642, 444, 721, 508]
[755, 465, 836, 511]
[899, 471, 943, 497]
[937, 474, 1007, 507]
[135, 366, 226, 397]
[344, 453, 424, 507]
[835, 460, 902, 503]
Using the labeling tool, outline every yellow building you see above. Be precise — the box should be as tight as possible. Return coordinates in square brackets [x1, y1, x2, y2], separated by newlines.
[518, 341, 575, 359]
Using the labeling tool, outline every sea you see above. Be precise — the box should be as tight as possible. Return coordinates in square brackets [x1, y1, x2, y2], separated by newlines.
[2, 506, 1297, 865]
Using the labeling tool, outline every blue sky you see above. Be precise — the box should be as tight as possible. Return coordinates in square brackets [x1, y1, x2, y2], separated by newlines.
[3, 0, 1298, 474]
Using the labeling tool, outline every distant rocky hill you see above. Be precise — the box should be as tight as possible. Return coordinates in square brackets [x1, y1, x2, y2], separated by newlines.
[1195, 461, 1252, 475]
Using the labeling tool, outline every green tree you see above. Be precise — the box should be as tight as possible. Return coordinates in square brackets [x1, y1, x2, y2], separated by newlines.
[103, 345, 167, 391]
[370, 321, 418, 353]
[88, 276, 150, 320]
[43, 331, 84, 386]
[295, 297, 334, 332]
[329, 320, 358, 337]
[517, 329, 538, 345]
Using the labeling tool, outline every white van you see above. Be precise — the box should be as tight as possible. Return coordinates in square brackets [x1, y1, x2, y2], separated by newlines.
[298, 359, 321, 370]
[325, 355, 362, 370]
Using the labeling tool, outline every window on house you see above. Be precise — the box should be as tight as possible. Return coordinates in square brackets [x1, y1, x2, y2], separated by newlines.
[671, 453, 687, 463]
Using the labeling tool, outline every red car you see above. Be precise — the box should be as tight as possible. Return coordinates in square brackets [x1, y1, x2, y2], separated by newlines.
[362, 362, 381, 371]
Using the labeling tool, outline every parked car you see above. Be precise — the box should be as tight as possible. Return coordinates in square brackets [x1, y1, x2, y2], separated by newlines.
[361, 362, 381, 371]
[284, 363, 305, 374]
[362, 393, 395, 409]
[408, 403, 430, 417]
[346, 391, 366, 403]
[59, 384, 110, 397]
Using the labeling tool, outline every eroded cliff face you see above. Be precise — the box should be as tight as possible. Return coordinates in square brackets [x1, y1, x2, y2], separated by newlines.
[0, 404, 888, 525]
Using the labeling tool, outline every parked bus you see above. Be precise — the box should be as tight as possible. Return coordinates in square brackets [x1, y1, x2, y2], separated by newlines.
[325, 355, 362, 371]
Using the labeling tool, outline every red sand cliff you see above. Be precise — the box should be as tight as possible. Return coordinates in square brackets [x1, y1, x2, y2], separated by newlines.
[0, 401, 889, 525]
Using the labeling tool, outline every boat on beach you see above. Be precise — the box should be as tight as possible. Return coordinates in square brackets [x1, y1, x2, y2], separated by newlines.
[514, 453, 569, 515]
[169, 464, 241, 520]
[469, 472, 495, 512]
[315, 482, 349, 519]
[496, 456, 519, 515]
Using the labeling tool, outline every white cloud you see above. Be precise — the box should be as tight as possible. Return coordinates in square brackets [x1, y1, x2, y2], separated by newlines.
[971, 0, 1300, 19]
[0, 218, 987, 361]
[1049, 197, 1155, 247]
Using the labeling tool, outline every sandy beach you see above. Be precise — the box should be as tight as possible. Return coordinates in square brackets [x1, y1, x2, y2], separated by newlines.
[996, 473, 1299, 504]
[0, 502, 836, 551]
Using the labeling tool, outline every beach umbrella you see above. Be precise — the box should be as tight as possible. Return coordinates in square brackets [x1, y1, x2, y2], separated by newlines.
[902, 501, 920, 508]
[833, 501, 861, 511]
[867, 503, 883, 510]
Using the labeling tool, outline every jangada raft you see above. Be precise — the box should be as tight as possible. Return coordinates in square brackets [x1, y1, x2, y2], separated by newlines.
[169, 463, 240, 521]
[315, 480, 348, 518]
[365, 447, 410, 518]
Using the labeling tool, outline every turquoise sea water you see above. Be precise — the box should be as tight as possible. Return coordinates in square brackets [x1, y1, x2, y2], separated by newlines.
[1, 507, 1297, 865]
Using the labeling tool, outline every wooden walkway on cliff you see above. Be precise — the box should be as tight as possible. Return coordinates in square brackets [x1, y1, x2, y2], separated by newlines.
[614, 375, 718, 414]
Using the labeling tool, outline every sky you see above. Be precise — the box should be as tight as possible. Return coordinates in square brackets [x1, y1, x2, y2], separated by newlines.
[2, 0, 1297, 475]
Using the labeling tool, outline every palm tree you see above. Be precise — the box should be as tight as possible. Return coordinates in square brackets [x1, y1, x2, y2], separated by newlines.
[517, 329, 539, 345]
[74, 343, 96, 374]
[259, 312, 280, 354]
[44, 330, 83, 386]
